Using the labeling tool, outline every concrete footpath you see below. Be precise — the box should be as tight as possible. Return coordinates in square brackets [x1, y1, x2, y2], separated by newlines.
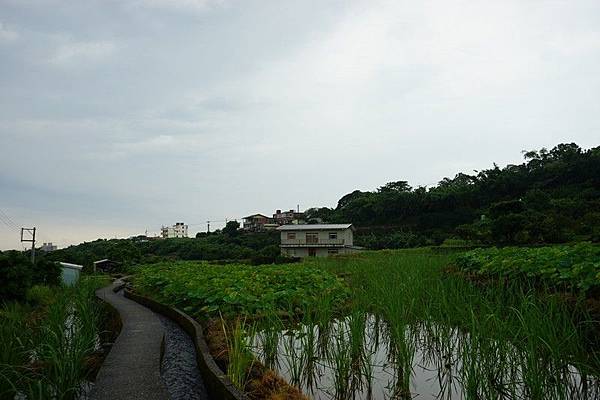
[91, 282, 170, 400]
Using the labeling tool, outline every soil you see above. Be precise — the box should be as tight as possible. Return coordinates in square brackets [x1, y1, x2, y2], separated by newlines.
[204, 319, 308, 400]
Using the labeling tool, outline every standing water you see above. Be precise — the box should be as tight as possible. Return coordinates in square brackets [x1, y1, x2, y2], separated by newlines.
[250, 314, 599, 399]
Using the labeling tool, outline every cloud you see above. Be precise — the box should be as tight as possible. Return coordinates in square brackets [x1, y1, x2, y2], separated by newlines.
[1, 0, 599, 249]
[127, 0, 225, 12]
[0, 22, 18, 42]
[49, 40, 116, 66]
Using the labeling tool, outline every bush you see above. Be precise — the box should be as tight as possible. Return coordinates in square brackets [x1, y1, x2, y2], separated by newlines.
[0, 251, 32, 301]
[32, 259, 62, 286]
[26, 285, 55, 306]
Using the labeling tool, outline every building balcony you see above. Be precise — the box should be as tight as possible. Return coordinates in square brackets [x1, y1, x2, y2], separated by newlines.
[280, 239, 347, 247]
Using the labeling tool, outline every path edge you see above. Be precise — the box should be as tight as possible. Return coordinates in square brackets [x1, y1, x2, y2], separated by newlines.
[124, 289, 249, 400]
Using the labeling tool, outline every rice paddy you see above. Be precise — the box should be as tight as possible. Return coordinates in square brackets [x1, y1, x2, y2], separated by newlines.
[133, 247, 600, 399]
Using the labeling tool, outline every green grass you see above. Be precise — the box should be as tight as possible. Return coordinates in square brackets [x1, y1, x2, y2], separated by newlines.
[0, 276, 108, 400]
[310, 249, 600, 398]
[132, 249, 600, 399]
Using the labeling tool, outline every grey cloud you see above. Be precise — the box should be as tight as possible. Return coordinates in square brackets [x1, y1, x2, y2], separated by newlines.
[1, 0, 599, 249]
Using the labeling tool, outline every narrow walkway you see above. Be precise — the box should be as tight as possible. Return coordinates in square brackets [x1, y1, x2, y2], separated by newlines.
[91, 282, 169, 400]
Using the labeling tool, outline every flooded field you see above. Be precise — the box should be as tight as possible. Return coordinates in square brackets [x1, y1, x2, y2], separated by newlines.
[250, 314, 600, 399]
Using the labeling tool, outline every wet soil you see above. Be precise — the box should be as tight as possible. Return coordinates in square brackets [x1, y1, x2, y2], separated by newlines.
[204, 319, 308, 400]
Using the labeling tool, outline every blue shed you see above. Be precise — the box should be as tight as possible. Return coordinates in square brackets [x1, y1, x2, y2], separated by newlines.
[59, 262, 83, 285]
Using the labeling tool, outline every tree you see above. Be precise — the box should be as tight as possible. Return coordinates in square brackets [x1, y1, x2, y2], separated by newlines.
[223, 220, 240, 236]
[337, 190, 366, 209]
[377, 181, 412, 193]
[32, 258, 61, 286]
[0, 251, 32, 301]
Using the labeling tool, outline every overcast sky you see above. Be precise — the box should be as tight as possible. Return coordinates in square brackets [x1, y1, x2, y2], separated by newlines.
[1, 0, 599, 250]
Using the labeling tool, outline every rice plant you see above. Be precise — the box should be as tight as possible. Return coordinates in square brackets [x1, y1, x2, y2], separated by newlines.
[0, 277, 107, 400]
[221, 316, 255, 390]
[245, 249, 600, 399]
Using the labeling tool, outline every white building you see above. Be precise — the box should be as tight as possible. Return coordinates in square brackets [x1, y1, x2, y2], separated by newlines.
[161, 222, 188, 238]
[277, 224, 363, 257]
[40, 242, 57, 252]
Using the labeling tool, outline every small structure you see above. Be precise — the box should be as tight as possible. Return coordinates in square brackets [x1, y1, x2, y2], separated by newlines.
[40, 242, 57, 252]
[273, 209, 305, 225]
[161, 222, 188, 238]
[242, 214, 274, 232]
[277, 224, 363, 257]
[93, 259, 122, 273]
[59, 262, 83, 285]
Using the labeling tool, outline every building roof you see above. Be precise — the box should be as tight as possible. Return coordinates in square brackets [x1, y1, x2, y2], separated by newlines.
[276, 224, 354, 231]
[59, 262, 83, 270]
[94, 259, 120, 265]
[243, 214, 270, 219]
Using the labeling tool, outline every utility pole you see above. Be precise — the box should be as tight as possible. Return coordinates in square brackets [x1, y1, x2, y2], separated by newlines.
[21, 227, 36, 263]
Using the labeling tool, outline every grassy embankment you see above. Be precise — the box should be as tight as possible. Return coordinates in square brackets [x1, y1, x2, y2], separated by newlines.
[133, 245, 600, 399]
[0, 276, 112, 400]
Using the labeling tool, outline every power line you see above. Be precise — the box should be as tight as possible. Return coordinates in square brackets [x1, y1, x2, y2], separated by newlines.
[0, 208, 19, 229]
[0, 214, 20, 233]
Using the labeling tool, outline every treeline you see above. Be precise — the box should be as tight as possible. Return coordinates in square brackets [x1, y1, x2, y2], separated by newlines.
[43, 143, 600, 265]
[45, 229, 282, 270]
[0, 251, 61, 300]
[306, 143, 600, 248]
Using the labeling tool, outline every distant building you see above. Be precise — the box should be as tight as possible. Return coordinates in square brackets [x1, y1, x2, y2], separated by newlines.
[277, 224, 363, 257]
[93, 259, 122, 273]
[273, 209, 305, 225]
[161, 222, 188, 238]
[242, 214, 275, 231]
[40, 242, 57, 252]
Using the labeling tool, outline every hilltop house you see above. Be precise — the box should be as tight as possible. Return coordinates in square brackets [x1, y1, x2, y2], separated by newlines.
[40, 242, 57, 252]
[273, 209, 305, 225]
[277, 224, 362, 257]
[242, 214, 278, 231]
[161, 222, 188, 238]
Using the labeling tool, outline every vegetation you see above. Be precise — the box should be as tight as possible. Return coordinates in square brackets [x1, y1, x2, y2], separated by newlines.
[133, 249, 600, 399]
[41, 143, 599, 263]
[0, 251, 61, 301]
[45, 231, 281, 270]
[455, 243, 600, 294]
[133, 261, 349, 318]
[0, 276, 109, 400]
[306, 143, 600, 248]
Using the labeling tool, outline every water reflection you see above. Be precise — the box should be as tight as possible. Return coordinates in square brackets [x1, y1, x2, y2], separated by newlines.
[250, 314, 599, 399]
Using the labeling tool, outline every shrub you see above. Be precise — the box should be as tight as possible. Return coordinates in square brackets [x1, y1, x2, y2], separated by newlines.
[32, 259, 62, 286]
[26, 285, 55, 307]
[0, 251, 32, 301]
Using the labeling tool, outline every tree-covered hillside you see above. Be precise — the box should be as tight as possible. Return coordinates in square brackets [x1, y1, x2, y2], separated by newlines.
[306, 143, 600, 248]
[46, 229, 281, 269]
[46, 143, 599, 264]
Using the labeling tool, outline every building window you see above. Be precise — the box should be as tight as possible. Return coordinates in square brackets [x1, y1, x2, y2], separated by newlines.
[306, 233, 319, 244]
[329, 232, 337, 240]
[328, 249, 339, 255]
[287, 232, 296, 240]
